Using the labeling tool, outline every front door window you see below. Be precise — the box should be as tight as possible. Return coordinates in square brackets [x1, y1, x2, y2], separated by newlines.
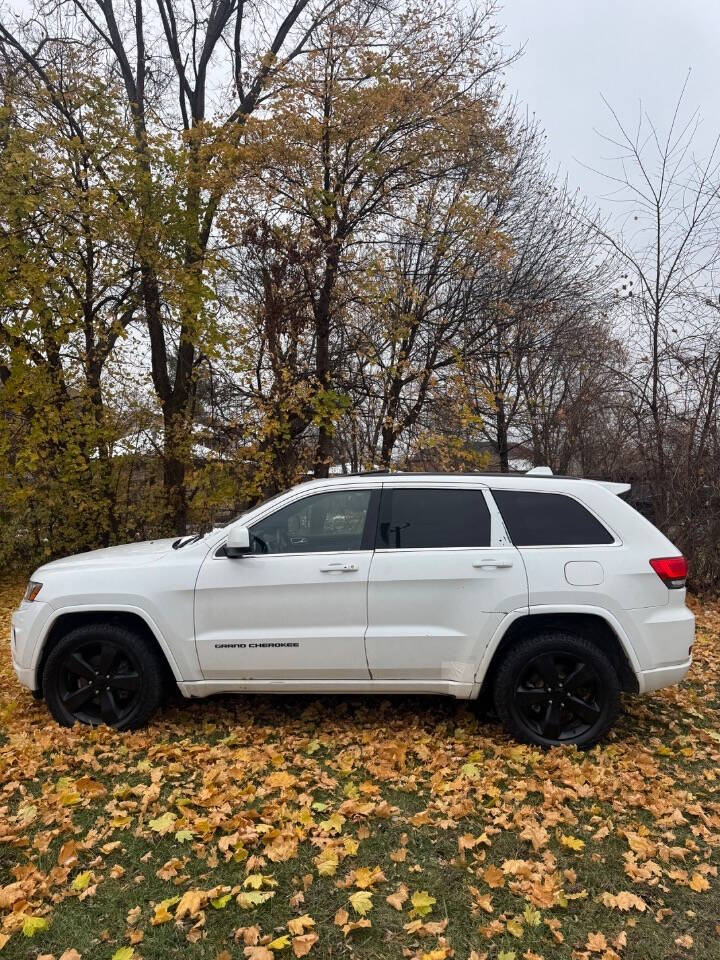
[249, 489, 374, 554]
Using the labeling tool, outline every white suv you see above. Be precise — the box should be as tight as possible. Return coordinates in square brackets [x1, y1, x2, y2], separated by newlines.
[10, 471, 694, 747]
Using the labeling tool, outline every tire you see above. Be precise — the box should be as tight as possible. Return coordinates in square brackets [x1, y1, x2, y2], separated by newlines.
[43, 622, 164, 730]
[493, 631, 620, 748]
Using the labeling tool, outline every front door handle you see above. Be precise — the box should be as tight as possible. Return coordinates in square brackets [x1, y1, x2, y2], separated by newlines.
[320, 562, 359, 573]
[472, 559, 514, 569]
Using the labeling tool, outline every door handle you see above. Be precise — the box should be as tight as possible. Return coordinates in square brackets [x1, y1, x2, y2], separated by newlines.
[320, 562, 359, 573]
[472, 559, 513, 568]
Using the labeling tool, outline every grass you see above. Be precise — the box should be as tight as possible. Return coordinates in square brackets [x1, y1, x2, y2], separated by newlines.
[1, 581, 719, 960]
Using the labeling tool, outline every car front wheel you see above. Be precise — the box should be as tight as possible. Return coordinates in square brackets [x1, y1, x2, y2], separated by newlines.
[493, 631, 620, 748]
[43, 623, 164, 730]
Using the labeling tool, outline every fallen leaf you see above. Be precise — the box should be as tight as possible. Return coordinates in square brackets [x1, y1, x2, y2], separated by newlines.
[386, 883, 409, 910]
[586, 932, 607, 953]
[410, 889, 436, 917]
[291, 932, 319, 957]
[348, 890, 373, 915]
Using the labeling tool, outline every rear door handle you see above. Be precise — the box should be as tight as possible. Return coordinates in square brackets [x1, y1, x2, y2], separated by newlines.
[320, 562, 359, 573]
[473, 559, 513, 568]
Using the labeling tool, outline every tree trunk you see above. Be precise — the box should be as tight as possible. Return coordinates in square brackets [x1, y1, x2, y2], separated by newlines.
[495, 395, 509, 472]
[161, 400, 190, 535]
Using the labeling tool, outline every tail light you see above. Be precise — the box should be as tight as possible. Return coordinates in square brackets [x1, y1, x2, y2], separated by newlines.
[649, 556, 688, 589]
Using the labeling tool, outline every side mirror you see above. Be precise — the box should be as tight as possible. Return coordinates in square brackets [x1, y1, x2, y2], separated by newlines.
[226, 524, 251, 558]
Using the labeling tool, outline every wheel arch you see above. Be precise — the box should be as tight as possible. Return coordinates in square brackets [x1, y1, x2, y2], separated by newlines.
[36, 608, 182, 696]
[477, 609, 640, 705]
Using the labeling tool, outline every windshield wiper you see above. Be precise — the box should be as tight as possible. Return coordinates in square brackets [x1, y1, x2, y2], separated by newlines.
[172, 534, 203, 550]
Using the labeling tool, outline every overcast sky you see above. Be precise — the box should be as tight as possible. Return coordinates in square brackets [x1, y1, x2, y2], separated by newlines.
[500, 0, 720, 214]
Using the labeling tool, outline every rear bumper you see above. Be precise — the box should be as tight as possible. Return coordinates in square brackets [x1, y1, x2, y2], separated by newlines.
[637, 657, 692, 694]
[624, 599, 695, 674]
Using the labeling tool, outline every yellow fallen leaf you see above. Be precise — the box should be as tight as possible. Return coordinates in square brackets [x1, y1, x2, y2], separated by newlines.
[267, 935, 290, 950]
[410, 889, 436, 918]
[71, 872, 92, 892]
[318, 813, 345, 834]
[151, 896, 180, 925]
[348, 890, 373, 916]
[236, 891, 275, 909]
[560, 834, 585, 852]
[211, 892, 233, 909]
[506, 918, 524, 937]
[314, 850, 338, 876]
[22, 917, 50, 938]
[354, 866, 385, 888]
[523, 906, 541, 926]
[243, 874, 277, 890]
[148, 812, 176, 834]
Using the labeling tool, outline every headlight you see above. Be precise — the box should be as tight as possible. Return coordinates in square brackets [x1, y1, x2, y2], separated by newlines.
[23, 581, 43, 602]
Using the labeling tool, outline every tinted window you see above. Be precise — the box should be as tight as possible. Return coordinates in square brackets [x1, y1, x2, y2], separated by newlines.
[378, 488, 491, 549]
[491, 490, 614, 546]
[249, 490, 373, 554]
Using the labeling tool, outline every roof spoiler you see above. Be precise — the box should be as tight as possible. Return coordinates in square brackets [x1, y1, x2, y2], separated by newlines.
[526, 466, 630, 495]
[596, 480, 631, 495]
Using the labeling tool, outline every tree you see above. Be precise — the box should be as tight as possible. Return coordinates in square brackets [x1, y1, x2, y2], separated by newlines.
[0, 44, 142, 562]
[594, 89, 720, 527]
[1, 0, 348, 532]
[462, 116, 608, 472]
[227, 0, 511, 478]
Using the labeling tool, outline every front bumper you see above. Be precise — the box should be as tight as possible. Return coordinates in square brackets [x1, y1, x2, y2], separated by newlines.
[10, 600, 53, 691]
[11, 654, 37, 690]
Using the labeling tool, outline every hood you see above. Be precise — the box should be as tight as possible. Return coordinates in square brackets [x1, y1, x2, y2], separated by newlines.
[35, 537, 179, 575]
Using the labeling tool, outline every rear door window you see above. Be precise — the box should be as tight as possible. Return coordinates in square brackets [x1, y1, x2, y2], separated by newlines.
[491, 490, 614, 546]
[377, 488, 491, 549]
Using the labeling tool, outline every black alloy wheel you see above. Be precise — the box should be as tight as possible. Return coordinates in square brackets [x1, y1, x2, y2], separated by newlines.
[43, 623, 164, 730]
[57, 638, 141, 725]
[494, 631, 620, 748]
[514, 652, 602, 742]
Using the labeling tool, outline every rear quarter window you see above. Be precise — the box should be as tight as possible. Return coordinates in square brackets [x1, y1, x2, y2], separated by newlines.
[491, 489, 615, 546]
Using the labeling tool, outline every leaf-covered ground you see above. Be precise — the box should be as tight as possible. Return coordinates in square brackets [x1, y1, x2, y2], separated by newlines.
[1, 582, 719, 960]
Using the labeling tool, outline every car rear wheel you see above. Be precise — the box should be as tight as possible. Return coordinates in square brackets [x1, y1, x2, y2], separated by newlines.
[43, 623, 164, 730]
[493, 631, 620, 748]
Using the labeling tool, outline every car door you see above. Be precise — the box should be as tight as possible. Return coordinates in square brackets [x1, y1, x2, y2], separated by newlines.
[365, 483, 528, 685]
[194, 487, 379, 680]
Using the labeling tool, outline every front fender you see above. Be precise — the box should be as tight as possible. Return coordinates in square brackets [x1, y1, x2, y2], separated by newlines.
[29, 603, 194, 685]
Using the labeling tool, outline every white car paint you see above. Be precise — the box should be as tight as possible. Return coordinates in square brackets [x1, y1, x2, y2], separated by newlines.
[11, 473, 694, 707]
[364, 484, 527, 686]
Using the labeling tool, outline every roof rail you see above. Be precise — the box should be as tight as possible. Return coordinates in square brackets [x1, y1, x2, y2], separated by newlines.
[526, 466, 553, 476]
